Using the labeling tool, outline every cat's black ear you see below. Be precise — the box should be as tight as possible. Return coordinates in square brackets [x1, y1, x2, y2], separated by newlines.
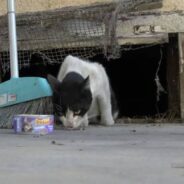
[47, 74, 60, 92]
[82, 76, 90, 90]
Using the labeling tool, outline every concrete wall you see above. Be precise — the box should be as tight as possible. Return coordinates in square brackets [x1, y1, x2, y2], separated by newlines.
[0, 0, 184, 16]
[0, 0, 111, 16]
[162, 0, 184, 11]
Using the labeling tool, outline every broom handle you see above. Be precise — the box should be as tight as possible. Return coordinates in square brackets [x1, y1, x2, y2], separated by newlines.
[7, 0, 19, 78]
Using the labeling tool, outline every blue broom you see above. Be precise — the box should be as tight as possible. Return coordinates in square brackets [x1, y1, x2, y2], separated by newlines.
[0, 0, 53, 128]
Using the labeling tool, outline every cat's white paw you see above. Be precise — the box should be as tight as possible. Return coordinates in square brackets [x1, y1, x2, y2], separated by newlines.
[82, 119, 89, 127]
[100, 118, 114, 126]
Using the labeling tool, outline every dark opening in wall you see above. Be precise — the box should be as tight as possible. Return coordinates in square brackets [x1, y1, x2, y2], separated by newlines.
[91, 44, 168, 118]
[1, 44, 169, 118]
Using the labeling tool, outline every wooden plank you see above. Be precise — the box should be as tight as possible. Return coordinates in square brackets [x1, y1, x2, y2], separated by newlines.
[178, 33, 184, 119]
[118, 33, 168, 45]
[117, 11, 184, 38]
[133, 0, 162, 11]
[0, 53, 2, 83]
[1, 2, 179, 52]
[166, 34, 181, 117]
[0, 4, 111, 51]
[0, 14, 169, 51]
[0, 1, 164, 52]
[0, 18, 106, 50]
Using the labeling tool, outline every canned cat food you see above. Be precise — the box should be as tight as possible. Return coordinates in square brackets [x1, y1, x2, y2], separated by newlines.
[12, 115, 54, 135]
[13, 116, 23, 133]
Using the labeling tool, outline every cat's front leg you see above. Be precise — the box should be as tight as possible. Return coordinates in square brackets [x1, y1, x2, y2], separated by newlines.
[98, 95, 114, 126]
[81, 114, 89, 128]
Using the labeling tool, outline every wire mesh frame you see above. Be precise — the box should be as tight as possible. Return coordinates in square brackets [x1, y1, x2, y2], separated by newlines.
[0, 0, 163, 76]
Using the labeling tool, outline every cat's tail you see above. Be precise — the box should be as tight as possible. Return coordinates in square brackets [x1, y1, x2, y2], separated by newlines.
[113, 110, 119, 120]
[110, 85, 119, 120]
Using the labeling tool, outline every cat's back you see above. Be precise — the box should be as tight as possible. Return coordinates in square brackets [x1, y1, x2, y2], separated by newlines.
[57, 55, 105, 81]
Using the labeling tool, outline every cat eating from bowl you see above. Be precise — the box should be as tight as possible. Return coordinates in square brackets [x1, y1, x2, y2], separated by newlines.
[47, 55, 118, 129]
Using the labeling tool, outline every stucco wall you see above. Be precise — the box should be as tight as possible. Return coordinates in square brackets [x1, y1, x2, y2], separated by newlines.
[162, 0, 184, 11]
[0, 0, 184, 16]
[0, 0, 111, 16]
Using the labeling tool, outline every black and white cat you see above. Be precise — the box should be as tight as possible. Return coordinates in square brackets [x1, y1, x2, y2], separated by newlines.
[47, 55, 118, 129]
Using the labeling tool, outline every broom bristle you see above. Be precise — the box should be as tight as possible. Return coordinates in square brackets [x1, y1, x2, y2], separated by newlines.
[0, 97, 53, 128]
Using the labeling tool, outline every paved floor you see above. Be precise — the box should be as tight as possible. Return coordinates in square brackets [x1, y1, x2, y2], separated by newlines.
[0, 123, 184, 184]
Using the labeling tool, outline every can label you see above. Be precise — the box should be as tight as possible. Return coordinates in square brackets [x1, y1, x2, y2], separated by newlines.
[13, 117, 23, 133]
[12, 115, 54, 135]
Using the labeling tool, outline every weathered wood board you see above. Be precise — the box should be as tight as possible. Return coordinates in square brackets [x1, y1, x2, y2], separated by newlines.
[117, 11, 184, 36]
[2, 8, 184, 51]
[116, 10, 184, 45]
[0, 0, 183, 51]
[179, 33, 184, 119]
[166, 34, 181, 118]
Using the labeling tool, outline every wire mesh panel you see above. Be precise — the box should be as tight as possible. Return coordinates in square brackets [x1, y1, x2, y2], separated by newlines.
[0, 0, 163, 76]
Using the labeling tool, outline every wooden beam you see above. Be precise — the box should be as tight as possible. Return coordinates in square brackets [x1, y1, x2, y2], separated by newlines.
[117, 11, 184, 38]
[118, 33, 168, 45]
[133, 1, 162, 11]
[178, 33, 184, 119]
[166, 34, 180, 117]
[4, 0, 184, 51]
[0, 4, 109, 51]
[0, 53, 2, 83]
[0, 1, 165, 52]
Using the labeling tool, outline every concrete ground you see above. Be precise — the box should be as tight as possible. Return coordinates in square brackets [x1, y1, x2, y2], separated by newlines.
[0, 123, 184, 184]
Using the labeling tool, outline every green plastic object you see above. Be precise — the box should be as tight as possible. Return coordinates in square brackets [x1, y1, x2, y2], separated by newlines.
[0, 77, 52, 108]
[0, 1, 53, 109]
